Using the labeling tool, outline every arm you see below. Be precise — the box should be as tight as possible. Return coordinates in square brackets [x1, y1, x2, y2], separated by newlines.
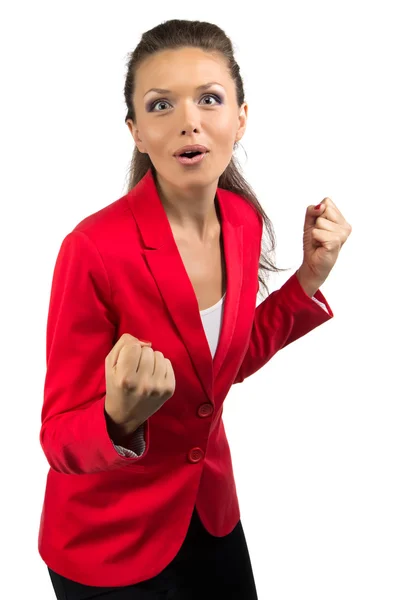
[39, 230, 149, 474]
[233, 270, 333, 384]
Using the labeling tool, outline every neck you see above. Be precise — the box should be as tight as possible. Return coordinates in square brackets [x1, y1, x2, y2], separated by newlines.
[155, 173, 220, 242]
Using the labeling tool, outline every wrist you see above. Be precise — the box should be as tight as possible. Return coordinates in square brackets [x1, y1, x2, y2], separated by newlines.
[296, 266, 322, 297]
[104, 408, 141, 445]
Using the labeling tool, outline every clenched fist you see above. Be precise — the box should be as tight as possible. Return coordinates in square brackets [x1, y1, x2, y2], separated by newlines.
[104, 333, 176, 438]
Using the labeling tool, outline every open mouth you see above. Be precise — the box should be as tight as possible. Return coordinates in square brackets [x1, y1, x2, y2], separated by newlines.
[183, 151, 202, 158]
[175, 151, 208, 165]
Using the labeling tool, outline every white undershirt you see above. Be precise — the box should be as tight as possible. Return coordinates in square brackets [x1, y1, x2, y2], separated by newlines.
[198, 291, 227, 357]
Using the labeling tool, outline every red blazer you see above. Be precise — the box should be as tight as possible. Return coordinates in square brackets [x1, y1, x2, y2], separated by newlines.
[38, 167, 334, 586]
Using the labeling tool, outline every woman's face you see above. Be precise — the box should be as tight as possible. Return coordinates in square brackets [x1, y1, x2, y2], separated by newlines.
[127, 47, 247, 190]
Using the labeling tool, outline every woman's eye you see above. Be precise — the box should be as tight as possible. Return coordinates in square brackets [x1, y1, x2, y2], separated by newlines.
[151, 100, 171, 112]
[200, 94, 221, 106]
[150, 94, 221, 112]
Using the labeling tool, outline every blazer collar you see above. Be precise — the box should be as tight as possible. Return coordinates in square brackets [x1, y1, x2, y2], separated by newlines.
[126, 168, 243, 402]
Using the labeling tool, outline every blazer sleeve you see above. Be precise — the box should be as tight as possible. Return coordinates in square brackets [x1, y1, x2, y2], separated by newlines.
[39, 230, 149, 474]
[233, 271, 334, 384]
[113, 422, 146, 457]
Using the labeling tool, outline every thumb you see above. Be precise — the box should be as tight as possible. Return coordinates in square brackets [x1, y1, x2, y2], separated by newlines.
[304, 202, 325, 228]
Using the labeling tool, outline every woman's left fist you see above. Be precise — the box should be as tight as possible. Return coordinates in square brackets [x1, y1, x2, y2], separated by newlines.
[300, 197, 352, 288]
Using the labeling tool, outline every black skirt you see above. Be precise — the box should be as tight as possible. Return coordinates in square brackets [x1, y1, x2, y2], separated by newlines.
[48, 506, 258, 599]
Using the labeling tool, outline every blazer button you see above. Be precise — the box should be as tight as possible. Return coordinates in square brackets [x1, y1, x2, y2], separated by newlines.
[188, 447, 204, 463]
[198, 403, 214, 418]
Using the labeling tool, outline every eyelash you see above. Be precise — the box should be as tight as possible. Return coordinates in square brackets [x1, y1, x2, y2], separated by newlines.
[148, 94, 222, 112]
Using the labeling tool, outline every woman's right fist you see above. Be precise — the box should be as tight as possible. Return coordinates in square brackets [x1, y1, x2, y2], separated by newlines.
[104, 333, 175, 435]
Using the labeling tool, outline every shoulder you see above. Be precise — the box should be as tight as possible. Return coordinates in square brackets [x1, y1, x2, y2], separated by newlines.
[67, 192, 135, 252]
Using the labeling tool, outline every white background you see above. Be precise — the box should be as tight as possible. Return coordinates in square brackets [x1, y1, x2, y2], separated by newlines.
[1, 1, 399, 598]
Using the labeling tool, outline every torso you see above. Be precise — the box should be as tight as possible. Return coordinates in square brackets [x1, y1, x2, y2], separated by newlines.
[171, 224, 226, 311]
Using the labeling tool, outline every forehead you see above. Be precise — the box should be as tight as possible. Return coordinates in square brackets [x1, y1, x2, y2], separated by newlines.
[135, 47, 231, 93]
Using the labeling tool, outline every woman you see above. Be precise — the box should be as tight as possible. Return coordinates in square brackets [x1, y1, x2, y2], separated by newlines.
[39, 19, 351, 600]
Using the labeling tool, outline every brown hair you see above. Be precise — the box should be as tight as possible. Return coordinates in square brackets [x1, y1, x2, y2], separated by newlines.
[123, 19, 289, 297]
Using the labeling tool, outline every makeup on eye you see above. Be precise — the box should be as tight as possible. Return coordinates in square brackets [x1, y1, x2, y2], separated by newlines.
[146, 93, 223, 112]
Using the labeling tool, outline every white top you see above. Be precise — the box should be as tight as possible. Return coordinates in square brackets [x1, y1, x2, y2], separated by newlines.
[198, 291, 227, 357]
[113, 292, 329, 457]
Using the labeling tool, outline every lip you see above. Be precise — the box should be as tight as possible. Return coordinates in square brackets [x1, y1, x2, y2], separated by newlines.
[175, 152, 208, 166]
[173, 144, 209, 156]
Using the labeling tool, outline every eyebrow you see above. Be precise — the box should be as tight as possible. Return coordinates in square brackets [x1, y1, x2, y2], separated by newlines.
[143, 81, 224, 98]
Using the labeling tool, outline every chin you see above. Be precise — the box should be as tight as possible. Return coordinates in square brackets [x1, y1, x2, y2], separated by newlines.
[180, 172, 222, 189]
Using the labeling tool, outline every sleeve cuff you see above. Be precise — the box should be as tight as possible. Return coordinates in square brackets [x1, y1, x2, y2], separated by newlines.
[311, 295, 330, 314]
[112, 422, 146, 457]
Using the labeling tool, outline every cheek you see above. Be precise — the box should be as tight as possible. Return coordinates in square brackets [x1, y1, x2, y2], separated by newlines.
[145, 128, 168, 152]
[209, 114, 237, 145]
[136, 114, 169, 152]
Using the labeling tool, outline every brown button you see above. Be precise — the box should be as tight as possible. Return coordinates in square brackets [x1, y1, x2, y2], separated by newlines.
[198, 403, 214, 418]
[188, 447, 204, 463]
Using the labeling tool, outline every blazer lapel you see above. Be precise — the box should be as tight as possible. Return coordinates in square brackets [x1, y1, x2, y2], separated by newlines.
[127, 168, 243, 404]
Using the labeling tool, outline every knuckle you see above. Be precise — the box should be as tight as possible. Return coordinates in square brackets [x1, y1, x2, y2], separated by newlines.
[165, 384, 175, 396]
[151, 383, 163, 396]
[140, 344, 153, 352]
[122, 332, 133, 341]
[137, 377, 155, 396]
[119, 375, 137, 392]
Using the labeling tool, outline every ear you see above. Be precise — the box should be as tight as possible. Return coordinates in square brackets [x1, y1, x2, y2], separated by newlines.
[235, 102, 248, 143]
[126, 119, 147, 153]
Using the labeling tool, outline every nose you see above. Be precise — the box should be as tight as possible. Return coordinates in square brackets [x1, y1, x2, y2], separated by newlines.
[181, 126, 198, 134]
[179, 101, 200, 135]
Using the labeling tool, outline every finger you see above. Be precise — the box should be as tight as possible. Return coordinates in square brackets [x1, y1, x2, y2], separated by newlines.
[164, 359, 175, 388]
[316, 197, 347, 223]
[108, 338, 140, 370]
[319, 197, 336, 210]
[164, 358, 172, 380]
[315, 203, 347, 227]
[305, 201, 335, 230]
[305, 204, 324, 229]
[114, 342, 142, 376]
[107, 334, 151, 369]
[314, 216, 342, 232]
[153, 351, 167, 380]
[312, 227, 346, 248]
[136, 345, 155, 375]
[322, 197, 344, 214]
